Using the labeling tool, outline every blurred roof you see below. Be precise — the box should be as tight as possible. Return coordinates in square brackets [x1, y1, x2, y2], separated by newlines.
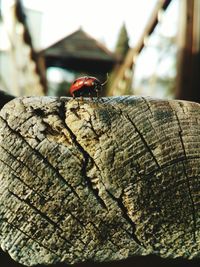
[42, 28, 117, 62]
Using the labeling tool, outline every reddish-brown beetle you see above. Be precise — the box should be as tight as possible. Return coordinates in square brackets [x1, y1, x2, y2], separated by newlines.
[69, 76, 108, 98]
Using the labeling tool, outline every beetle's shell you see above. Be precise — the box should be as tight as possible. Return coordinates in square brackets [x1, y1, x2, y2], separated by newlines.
[69, 76, 101, 97]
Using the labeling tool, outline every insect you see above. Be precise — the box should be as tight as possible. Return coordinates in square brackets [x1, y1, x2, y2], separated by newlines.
[69, 75, 108, 98]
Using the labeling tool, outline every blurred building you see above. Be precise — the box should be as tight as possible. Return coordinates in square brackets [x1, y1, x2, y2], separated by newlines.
[38, 28, 118, 96]
[0, 0, 45, 97]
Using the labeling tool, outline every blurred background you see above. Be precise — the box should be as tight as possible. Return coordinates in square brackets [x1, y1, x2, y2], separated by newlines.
[0, 0, 199, 102]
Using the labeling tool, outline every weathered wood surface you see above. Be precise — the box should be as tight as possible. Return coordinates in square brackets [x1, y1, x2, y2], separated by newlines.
[0, 96, 200, 266]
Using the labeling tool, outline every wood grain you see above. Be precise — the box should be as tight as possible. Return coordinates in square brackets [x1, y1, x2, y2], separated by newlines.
[0, 96, 199, 266]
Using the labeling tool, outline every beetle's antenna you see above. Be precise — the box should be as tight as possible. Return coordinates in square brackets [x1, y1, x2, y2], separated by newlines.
[101, 73, 109, 86]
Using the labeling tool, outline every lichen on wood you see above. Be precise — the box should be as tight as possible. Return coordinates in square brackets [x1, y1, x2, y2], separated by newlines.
[0, 96, 200, 266]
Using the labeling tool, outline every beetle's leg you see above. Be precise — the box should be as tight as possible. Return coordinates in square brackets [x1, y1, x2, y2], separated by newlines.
[96, 86, 103, 100]
[94, 85, 100, 99]
[79, 93, 83, 101]
[88, 92, 93, 100]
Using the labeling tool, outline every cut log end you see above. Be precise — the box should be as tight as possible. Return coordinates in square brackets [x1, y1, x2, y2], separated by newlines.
[0, 96, 200, 266]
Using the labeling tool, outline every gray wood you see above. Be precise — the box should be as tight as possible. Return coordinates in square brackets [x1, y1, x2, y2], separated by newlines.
[0, 96, 199, 266]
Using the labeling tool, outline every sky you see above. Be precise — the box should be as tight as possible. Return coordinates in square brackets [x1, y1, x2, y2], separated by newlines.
[21, 0, 158, 51]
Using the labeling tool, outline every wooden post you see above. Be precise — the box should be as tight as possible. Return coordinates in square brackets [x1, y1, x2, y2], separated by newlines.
[0, 96, 200, 266]
[109, 0, 172, 96]
[176, 0, 200, 102]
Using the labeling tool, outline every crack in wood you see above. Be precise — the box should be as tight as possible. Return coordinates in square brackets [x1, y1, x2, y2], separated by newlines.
[58, 100, 108, 211]
[0, 157, 47, 201]
[7, 190, 83, 249]
[174, 112, 197, 242]
[3, 215, 62, 258]
[124, 114, 160, 169]
[1, 117, 81, 201]
[105, 189, 143, 248]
